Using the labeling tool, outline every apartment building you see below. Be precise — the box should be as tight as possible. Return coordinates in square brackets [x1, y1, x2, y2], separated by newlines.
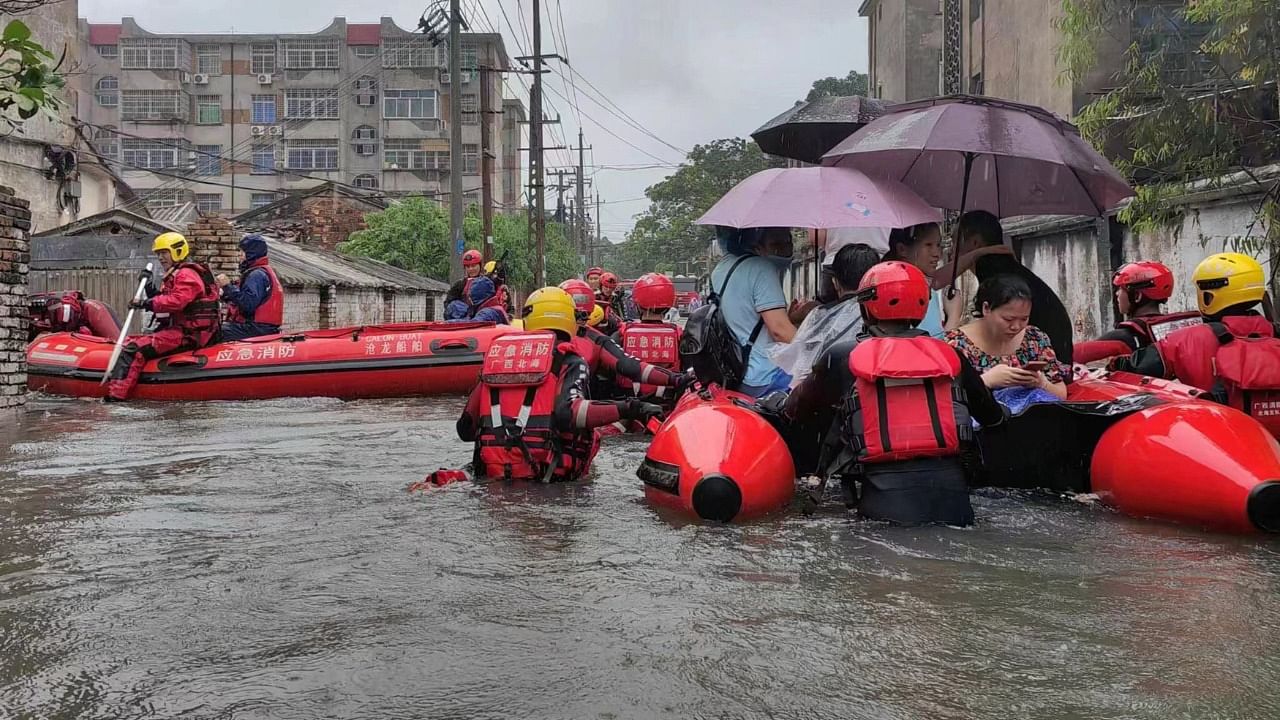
[76, 16, 519, 216]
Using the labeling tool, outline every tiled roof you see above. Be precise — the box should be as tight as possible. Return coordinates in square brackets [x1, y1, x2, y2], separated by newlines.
[268, 240, 448, 292]
[88, 24, 122, 45]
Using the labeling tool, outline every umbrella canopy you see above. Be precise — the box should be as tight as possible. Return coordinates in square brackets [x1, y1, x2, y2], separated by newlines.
[752, 95, 890, 165]
[696, 166, 942, 230]
[822, 95, 1134, 218]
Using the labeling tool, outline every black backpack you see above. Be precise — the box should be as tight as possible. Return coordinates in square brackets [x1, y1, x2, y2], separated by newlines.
[679, 255, 765, 391]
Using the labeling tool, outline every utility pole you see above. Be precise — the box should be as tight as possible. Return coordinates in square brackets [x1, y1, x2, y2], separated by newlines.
[480, 56, 494, 263]
[448, 0, 465, 282]
[575, 128, 590, 258]
[594, 191, 601, 269]
[530, 0, 546, 285]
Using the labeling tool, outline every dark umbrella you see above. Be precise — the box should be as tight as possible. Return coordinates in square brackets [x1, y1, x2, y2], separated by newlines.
[752, 95, 890, 165]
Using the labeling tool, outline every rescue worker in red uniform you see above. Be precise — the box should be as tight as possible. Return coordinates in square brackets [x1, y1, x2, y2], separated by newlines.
[28, 291, 121, 341]
[784, 261, 1006, 525]
[1082, 261, 1200, 359]
[1114, 253, 1280, 436]
[585, 267, 604, 292]
[595, 272, 626, 335]
[559, 278, 689, 398]
[456, 287, 663, 481]
[611, 273, 683, 407]
[216, 234, 284, 341]
[446, 249, 485, 306]
[106, 232, 222, 402]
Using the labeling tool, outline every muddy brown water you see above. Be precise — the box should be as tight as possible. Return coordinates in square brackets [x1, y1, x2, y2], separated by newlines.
[2, 396, 1279, 719]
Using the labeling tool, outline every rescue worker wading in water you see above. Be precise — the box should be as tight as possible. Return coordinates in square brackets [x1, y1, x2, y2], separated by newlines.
[784, 261, 1006, 526]
[1113, 253, 1280, 437]
[456, 287, 664, 481]
[1080, 261, 1200, 361]
[611, 273, 684, 408]
[106, 232, 222, 402]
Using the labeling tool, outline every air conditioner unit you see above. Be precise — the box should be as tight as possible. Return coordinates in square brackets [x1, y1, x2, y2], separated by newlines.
[193, 73, 209, 85]
[439, 70, 450, 85]
[257, 73, 273, 85]
[180, 72, 192, 84]
[267, 125, 282, 136]
[251, 125, 266, 136]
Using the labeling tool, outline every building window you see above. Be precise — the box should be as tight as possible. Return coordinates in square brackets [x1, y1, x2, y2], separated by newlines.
[282, 38, 339, 69]
[195, 144, 222, 175]
[95, 76, 118, 106]
[384, 139, 449, 170]
[461, 94, 478, 124]
[285, 88, 339, 119]
[121, 138, 183, 169]
[287, 139, 339, 170]
[1132, 1, 1212, 85]
[143, 189, 186, 209]
[381, 37, 437, 68]
[120, 38, 183, 70]
[353, 45, 378, 60]
[353, 173, 378, 189]
[251, 94, 277, 123]
[251, 144, 275, 174]
[250, 192, 277, 209]
[460, 42, 478, 81]
[196, 193, 223, 212]
[196, 95, 222, 124]
[121, 90, 187, 121]
[353, 125, 378, 155]
[95, 44, 118, 58]
[196, 44, 222, 75]
[251, 43, 276, 74]
[355, 76, 378, 107]
[383, 89, 437, 119]
[462, 144, 479, 174]
[93, 126, 118, 159]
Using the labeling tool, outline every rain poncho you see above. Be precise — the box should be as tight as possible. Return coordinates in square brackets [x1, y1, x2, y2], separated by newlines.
[768, 297, 865, 388]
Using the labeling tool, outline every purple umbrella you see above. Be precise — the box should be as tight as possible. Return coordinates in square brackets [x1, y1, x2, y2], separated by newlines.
[695, 166, 942, 230]
[821, 95, 1135, 218]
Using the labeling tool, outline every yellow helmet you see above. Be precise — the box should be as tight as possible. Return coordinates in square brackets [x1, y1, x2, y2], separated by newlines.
[1193, 252, 1266, 316]
[484, 260, 497, 274]
[521, 286, 577, 337]
[587, 305, 605, 327]
[152, 232, 190, 262]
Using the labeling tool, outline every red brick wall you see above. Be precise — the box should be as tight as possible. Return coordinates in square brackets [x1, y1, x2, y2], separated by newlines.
[186, 215, 241, 277]
[302, 198, 368, 252]
[0, 186, 31, 408]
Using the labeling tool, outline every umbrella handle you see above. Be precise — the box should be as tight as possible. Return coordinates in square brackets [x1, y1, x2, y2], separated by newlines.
[947, 152, 977, 300]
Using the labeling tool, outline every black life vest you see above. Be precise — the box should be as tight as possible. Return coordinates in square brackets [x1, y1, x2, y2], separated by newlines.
[1117, 310, 1202, 346]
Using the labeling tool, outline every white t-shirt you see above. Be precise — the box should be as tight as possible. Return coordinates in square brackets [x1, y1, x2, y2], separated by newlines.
[822, 227, 891, 266]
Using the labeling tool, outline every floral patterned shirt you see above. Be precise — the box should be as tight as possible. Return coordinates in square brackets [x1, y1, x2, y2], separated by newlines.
[943, 325, 1069, 384]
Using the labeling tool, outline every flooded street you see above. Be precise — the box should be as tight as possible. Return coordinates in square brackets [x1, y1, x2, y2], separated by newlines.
[2, 397, 1279, 719]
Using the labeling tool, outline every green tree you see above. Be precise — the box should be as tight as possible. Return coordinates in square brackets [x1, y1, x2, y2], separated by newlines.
[805, 69, 870, 102]
[0, 17, 65, 132]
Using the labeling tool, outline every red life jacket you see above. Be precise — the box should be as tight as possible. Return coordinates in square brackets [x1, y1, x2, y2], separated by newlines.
[1117, 310, 1202, 346]
[1197, 319, 1280, 438]
[1157, 315, 1277, 393]
[474, 332, 592, 481]
[844, 335, 971, 464]
[614, 321, 680, 398]
[571, 332, 602, 372]
[226, 257, 284, 326]
[160, 262, 222, 339]
[474, 294, 510, 323]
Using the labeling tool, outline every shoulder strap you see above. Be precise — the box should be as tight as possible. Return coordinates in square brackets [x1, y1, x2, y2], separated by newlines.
[1208, 321, 1234, 345]
[715, 255, 754, 299]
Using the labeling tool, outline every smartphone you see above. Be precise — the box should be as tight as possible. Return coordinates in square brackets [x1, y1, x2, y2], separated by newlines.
[1024, 361, 1049, 372]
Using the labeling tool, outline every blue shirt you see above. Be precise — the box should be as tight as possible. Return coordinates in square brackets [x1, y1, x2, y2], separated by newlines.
[918, 290, 945, 338]
[710, 254, 788, 388]
[222, 267, 273, 321]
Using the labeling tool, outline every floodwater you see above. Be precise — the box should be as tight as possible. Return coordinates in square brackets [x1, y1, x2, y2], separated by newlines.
[2, 396, 1279, 720]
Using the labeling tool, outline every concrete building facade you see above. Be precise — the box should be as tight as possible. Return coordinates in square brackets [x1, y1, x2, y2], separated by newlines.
[860, 0, 942, 103]
[76, 16, 521, 216]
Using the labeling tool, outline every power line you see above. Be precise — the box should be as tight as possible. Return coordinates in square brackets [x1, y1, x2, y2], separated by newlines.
[549, 64, 685, 160]
[541, 81, 671, 166]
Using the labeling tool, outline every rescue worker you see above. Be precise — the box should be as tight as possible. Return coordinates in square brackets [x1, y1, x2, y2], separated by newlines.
[560, 278, 690, 399]
[1095, 261, 1200, 351]
[595, 272, 626, 334]
[445, 249, 485, 305]
[106, 233, 221, 402]
[216, 234, 284, 341]
[456, 287, 663, 481]
[28, 291, 121, 341]
[1113, 253, 1280, 435]
[468, 276, 510, 324]
[485, 259, 514, 316]
[585, 267, 604, 292]
[611, 273, 683, 407]
[783, 261, 1006, 525]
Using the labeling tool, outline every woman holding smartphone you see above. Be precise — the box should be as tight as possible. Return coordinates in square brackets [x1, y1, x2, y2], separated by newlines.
[944, 274, 1070, 400]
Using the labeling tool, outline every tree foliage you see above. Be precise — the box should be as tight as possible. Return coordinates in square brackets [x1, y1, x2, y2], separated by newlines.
[805, 69, 870, 102]
[1057, 0, 1280, 258]
[340, 198, 581, 292]
[0, 18, 65, 132]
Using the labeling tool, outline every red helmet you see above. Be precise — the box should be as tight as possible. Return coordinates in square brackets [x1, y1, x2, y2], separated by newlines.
[586, 267, 604, 279]
[599, 272, 620, 291]
[632, 273, 675, 311]
[462, 249, 483, 267]
[558, 278, 597, 314]
[855, 261, 931, 322]
[1113, 261, 1174, 303]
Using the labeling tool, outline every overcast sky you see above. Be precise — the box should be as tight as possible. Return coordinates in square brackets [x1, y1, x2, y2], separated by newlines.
[80, 0, 868, 240]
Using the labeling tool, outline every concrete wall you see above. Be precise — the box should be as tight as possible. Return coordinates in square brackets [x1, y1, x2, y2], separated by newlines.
[281, 286, 322, 330]
[866, 0, 941, 103]
[0, 186, 31, 408]
[903, 0, 943, 101]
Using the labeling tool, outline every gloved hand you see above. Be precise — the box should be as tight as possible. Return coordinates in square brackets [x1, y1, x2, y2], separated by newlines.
[757, 390, 789, 415]
[674, 370, 698, 393]
[129, 297, 154, 312]
[620, 399, 663, 422]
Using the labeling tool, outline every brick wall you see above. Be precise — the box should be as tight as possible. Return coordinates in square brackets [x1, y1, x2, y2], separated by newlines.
[186, 215, 241, 276]
[303, 198, 368, 252]
[0, 186, 32, 409]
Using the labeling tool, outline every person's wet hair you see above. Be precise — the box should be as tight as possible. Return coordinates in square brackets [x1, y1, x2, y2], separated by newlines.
[973, 273, 1033, 317]
[831, 243, 882, 292]
[883, 223, 941, 262]
[958, 210, 1004, 247]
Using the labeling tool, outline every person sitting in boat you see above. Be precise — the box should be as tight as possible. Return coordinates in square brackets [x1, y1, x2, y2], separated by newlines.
[28, 290, 121, 342]
[610, 273, 684, 407]
[783, 261, 1006, 526]
[215, 234, 284, 341]
[444, 300, 471, 321]
[484, 259, 515, 317]
[954, 210, 1075, 365]
[456, 287, 664, 482]
[1113, 253, 1280, 435]
[1077, 261, 1201, 362]
[560, 278, 690, 399]
[467, 276, 510, 324]
[106, 233, 222, 403]
[446, 249, 485, 306]
[585, 267, 604, 292]
[943, 274, 1070, 405]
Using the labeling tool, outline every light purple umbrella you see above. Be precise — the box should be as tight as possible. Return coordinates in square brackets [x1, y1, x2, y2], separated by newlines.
[822, 95, 1135, 218]
[695, 166, 942, 230]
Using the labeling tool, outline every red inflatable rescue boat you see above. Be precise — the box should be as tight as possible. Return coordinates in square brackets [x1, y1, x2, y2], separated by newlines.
[638, 385, 796, 522]
[27, 321, 513, 401]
